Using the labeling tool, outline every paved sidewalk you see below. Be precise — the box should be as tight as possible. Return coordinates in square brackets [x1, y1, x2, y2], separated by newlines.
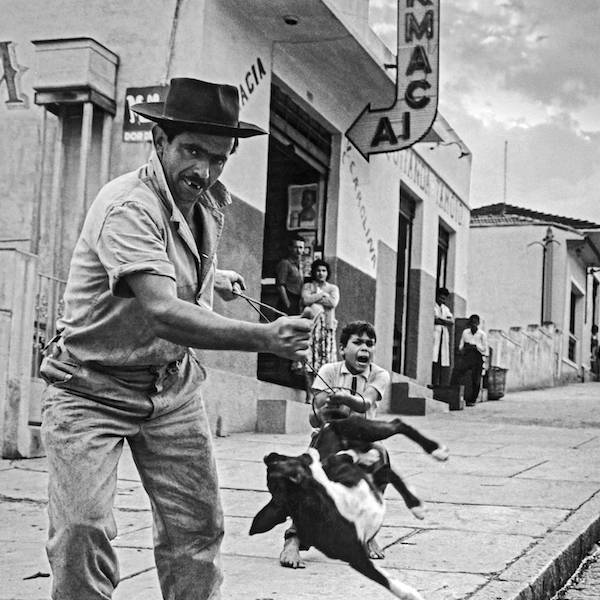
[2, 382, 600, 600]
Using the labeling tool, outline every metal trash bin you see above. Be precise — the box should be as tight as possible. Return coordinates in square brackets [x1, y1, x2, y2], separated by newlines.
[487, 367, 508, 400]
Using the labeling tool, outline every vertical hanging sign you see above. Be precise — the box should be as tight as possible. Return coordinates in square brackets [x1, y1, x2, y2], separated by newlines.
[346, 0, 439, 160]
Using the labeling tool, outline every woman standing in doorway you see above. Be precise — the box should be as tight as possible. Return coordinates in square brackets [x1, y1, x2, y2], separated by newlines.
[300, 259, 340, 395]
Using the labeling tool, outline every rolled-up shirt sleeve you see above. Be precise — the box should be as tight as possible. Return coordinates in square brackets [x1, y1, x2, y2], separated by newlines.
[97, 201, 176, 297]
[367, 367, 390, 402]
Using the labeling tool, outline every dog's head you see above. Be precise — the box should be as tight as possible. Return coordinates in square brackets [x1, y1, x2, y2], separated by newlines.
[249, 450, 317, 535]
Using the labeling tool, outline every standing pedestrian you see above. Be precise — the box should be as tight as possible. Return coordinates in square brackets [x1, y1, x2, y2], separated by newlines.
[452, 314, 488, 405]
[39, 77, 312, 600]
[591, 324, 599, 380]
[432, 287, 454, 387]
[275, 233, 306, 315]
[301, 258, 340, 377]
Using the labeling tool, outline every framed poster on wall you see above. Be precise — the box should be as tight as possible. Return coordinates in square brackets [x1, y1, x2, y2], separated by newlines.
[286, 183, 319, 231]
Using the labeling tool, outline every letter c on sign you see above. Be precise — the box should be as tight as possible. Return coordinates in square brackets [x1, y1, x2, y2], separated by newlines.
[245, 72, 255, 93]
[405, 80, 431, 109]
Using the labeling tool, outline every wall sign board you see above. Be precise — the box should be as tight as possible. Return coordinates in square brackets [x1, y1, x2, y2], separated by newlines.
[346, 0, 439, 160]
[123, 85, 168, 142]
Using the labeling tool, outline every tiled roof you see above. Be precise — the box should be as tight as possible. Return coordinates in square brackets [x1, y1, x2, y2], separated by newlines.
[470, 203, 600, 230]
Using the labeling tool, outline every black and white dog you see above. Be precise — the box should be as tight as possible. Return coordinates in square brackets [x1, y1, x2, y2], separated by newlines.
[250, 416, 448, 599]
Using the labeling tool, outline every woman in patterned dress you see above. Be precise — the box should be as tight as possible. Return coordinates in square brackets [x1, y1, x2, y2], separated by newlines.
[300, 259, 340, 399]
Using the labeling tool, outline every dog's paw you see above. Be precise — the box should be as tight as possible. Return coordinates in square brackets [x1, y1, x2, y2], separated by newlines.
[431, 445, 449, 461]
[410, 503, 426, 520]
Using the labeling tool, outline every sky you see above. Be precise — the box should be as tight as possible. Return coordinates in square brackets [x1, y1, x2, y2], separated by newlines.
[369, 0, 600, 223]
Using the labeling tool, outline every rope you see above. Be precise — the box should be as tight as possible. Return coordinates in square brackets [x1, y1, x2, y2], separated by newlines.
[233, 288, 337, 426]
[232, 289, 368, 425]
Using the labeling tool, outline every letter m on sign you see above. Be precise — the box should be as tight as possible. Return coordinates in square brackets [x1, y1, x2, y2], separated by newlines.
[0, 42, 27, 106]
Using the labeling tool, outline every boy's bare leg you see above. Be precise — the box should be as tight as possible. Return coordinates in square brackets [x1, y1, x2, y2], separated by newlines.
[280, 533, 305, 568]
[367, 537, 385, 559]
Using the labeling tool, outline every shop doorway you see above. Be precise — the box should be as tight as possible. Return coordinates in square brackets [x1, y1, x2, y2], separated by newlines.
[257, 84, 331, 388]
[436, 224, 450, 291]
[392, 188, 415, 374]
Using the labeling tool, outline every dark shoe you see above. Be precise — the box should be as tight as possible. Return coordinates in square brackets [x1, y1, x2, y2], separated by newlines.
[465, 402, 476, 407]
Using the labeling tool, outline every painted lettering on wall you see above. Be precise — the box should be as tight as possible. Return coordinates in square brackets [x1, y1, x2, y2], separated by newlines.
[0, 41, 28, 107]
[342, 142, 377, 269]
[238, 57, 266, 105]
[387, 149, 465, 226]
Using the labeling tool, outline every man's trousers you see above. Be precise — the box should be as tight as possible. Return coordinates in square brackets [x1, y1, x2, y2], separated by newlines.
[40, 352, 223, 600]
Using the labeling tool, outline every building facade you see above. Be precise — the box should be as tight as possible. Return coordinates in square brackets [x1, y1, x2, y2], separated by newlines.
[468, 204, 600, 386]
[0, 0, 472, 455]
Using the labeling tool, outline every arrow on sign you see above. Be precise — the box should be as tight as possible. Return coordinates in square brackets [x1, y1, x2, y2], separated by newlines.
[346, 0, 439, 161]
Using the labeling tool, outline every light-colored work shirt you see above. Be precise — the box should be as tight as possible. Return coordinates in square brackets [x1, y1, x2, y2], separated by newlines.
[459, 328, 488, 356]
[57, 150, 230, 367]
[312, 361, 390, 419]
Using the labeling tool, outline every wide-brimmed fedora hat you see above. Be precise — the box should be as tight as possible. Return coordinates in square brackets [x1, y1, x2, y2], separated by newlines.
[131, 77, 267, 138]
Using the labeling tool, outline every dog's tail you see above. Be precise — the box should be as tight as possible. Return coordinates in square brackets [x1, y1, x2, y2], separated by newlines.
[350, 554, 425, 600]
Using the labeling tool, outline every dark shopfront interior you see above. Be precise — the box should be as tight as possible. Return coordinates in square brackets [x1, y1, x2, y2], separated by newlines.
[258, 84, 331, 388]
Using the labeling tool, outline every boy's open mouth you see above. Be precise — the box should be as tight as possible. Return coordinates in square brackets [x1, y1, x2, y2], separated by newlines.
[356, 355, 370, 364]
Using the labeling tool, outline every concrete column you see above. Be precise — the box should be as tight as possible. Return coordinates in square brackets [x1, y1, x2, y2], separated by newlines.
[0, 249, 41, 458]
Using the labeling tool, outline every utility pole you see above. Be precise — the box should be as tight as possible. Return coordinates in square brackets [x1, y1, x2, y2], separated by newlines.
[528, 227, 560, 323]
[502, 140, 508, 213]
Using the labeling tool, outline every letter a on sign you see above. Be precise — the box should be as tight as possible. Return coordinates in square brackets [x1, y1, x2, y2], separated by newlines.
[346, 0, 439, 160]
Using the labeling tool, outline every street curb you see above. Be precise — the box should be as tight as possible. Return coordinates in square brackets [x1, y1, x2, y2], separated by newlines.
[469, 492, 600, 600]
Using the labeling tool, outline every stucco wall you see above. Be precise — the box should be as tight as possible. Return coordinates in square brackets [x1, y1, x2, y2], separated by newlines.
[488, 324, 561, 391]
[468, 225, 544, 331]
[468, 224, 592, 372]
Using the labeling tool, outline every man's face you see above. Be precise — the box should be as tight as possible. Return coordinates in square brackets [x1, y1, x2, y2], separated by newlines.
[289, 241, 305, 260]
[469, 317, 480, 330]
[437, 292, 448, 305]
[341, 333, 376, 374]
[155, 129, 234, 207]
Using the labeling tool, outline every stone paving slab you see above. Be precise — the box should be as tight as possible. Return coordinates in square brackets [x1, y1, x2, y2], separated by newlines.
[382, 501, 570, 536]
[398, 452, 543, 478]
[216, 458, 273, 490]
[513, 457, 600, 483]
[114, 508, 153, 535]
[482, 445, 597, 461]
[114, 525, 153, 549]
[219, 554, 487, 600]
[2, 540, 50, 600]
[0, 468, 48, 502]
[115, 480, 152, 511]
[2, 382, 600, 600]
[408, 471, 600, 508]
[382, 528, 535, 574]
[0, 502, 47, 543]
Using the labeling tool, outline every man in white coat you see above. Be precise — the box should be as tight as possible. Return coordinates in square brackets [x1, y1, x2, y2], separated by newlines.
[432, 287, 453, 386]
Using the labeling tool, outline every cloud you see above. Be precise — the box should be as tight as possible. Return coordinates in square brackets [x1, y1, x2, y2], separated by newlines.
[369, 0, 600, 222]
[371, 0, 600, 131]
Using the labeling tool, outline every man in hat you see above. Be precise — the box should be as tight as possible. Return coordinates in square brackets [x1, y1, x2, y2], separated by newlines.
[40, 78, 312, 600]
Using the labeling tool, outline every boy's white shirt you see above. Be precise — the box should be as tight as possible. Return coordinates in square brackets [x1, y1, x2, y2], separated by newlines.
[312, 360, 390, 419]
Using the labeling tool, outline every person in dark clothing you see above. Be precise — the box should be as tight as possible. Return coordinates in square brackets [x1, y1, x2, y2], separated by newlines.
[452, 314, 488, 406]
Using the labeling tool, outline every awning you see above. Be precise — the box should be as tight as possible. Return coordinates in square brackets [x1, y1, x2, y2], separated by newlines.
[222, 0, 396, 121]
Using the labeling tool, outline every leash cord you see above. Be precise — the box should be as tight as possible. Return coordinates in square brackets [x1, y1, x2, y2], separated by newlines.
[232, 289, 369, 424]
[233, 289, 336, 425]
